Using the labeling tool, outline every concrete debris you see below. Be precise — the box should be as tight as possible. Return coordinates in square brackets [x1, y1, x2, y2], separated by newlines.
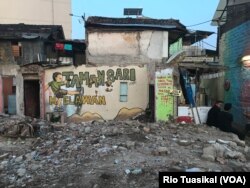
[0, 113, 249, 187]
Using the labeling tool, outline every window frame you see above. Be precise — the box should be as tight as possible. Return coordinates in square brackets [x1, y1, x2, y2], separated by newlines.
[119, 82, 128, 102]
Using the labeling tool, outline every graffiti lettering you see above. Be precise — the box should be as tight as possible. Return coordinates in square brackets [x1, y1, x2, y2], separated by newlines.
[49, 96, 106, 105]
[49, 96, 57, 105]
[63, 96, 75, 105]
[156, 74, 174, 121]
[61, 68, 136, 88]
[75, 96, 106, 105]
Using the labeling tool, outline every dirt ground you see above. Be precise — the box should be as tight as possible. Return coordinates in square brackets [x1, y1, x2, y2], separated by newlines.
[0, 114, 250, 188]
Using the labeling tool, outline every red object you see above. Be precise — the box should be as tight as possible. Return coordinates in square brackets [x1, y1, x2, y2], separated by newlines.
[176, 116, 193, 123]
[55, 43, 64, 50]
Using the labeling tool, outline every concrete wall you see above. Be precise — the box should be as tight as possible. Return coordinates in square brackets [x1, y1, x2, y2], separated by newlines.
[16, 73, 24, 116]
[219, 20, 250, 127]
[87, 31, 169, 64]
[0, 0, 71, 39]
[22, 41, 44, 64]
[0, 41, 44, 65]
[0, 42, 15, 64]
[43, 64, 149, 122]
[0, 64, 22, 115]
[0, 40, 43, 116]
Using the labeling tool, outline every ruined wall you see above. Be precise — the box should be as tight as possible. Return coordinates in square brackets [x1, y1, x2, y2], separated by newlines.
[0, 40, 41, 115]
[0, 64, 22, 115]
[21, 41, 44, 65]
[0, 42, 15, 64]
[16, 73, 24, 116]
[220, 20, 250, 127]
[0, 41, 44, 65]
[87, 31, 169, 64]
[43, 65, 149, 122]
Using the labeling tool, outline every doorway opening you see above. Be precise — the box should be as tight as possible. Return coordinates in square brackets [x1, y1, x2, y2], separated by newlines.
[24, 80, 40, 118]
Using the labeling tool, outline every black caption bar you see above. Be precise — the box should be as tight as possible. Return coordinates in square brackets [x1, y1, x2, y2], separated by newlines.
[159, 172, 250, 187]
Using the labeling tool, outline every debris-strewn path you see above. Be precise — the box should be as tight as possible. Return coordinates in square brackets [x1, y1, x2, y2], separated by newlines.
[0, 113, 250, 188]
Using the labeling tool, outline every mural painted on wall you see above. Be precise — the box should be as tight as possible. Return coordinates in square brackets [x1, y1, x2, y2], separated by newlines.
[44, 65, 148, 122]
[155, 69, 174, 121]
[45, 72, 83, 111]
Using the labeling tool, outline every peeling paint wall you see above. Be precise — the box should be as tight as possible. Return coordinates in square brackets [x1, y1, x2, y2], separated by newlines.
[87, 31, 169, 64]
[16, 73, 24, 116]
[22, 41, 44, 65]
[0, 41, 45, 65]
[0, 42, 15, 64]
[0, 64, 22, 115]
[44, 65, 149, 122]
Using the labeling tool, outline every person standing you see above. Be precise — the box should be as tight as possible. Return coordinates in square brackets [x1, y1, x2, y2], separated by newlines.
[218, 103, 233, 132]
[206, 100, 223, 128]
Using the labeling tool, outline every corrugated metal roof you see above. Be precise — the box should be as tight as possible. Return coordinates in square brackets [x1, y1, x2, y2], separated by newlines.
[0, 24, 65, 40]
[86, 16, 187, 31]
[85, 16, 188, 44]
[184, 30, 215, 45]
[91, 23, 177, 30]
[211, 0, 250, 26]
[211, 0, 227, 26]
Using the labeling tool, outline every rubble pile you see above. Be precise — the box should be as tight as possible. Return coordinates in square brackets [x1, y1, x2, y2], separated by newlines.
[0, 113, 250, 188]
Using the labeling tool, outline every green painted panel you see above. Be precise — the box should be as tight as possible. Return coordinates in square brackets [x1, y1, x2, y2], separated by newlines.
[169, 38, 183, 56]
[155, 73, 174, 121]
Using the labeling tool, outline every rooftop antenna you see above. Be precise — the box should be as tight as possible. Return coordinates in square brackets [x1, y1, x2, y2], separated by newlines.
[123, 8, 143, 18]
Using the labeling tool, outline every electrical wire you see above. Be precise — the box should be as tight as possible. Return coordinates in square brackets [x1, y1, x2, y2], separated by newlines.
[202, 41, 216, 49]
[186, 20, 213, 27]
[185, 20, 218, 49]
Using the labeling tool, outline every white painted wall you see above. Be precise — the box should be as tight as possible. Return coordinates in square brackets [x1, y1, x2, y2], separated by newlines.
[87, 31, 169, 64]
[44, 64, 149, 121]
